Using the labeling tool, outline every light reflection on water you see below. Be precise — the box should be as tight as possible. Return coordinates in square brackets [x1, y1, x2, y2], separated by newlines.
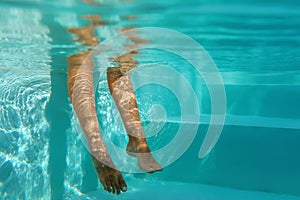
[0, 0, 300, 199]
[0, 4, 52, 199]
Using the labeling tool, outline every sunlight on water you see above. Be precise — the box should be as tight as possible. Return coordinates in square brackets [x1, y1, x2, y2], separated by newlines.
[0, 8, 51, 199]
[0, 0, 300, 199]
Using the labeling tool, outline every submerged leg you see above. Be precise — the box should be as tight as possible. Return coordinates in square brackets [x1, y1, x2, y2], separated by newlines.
[107, 67, 162, 173]
[67, 54, 127, 194]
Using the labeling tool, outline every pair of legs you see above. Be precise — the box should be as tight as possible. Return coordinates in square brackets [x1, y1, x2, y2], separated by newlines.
[68, 53, 161, 195]
[66, 14, 160, 195]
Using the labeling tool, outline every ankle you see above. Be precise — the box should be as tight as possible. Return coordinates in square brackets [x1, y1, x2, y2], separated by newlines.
[129, 136, 147, 144]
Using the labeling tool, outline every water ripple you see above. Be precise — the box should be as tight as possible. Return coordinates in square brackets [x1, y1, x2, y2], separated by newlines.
[0, 69, 51, 199]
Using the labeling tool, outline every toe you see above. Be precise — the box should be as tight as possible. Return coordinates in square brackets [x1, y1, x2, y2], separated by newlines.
[100, 178, 107, 191]
[153, 163, 162, 171]
[106, 180, 112, 193]
[119, 176, 127, 192]
[111, 183, 116, 194]
[115, 183, 121, 195]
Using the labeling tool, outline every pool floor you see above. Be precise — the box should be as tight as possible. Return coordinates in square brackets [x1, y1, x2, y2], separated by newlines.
[88, 179, 300, 200]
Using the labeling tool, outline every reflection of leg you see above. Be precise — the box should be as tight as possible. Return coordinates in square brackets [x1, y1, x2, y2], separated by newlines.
[107, 67, 162, 173]
[67, 56, 127, 194]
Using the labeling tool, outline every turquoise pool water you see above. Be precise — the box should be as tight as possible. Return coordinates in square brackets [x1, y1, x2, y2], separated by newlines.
[0, 0, 300, 199]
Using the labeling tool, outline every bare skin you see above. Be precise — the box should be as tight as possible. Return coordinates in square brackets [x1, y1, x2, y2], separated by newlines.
[67, 15, 126, 195]
[107, 28, 161, 172]
[107, 65, 162, 173]
[68, 52, 127, 195]
[67, 15, 161, 195]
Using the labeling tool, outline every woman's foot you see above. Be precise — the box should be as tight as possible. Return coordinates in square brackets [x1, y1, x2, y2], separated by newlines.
[93, 158, 127, 195]
[126, 138, 162, 173]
